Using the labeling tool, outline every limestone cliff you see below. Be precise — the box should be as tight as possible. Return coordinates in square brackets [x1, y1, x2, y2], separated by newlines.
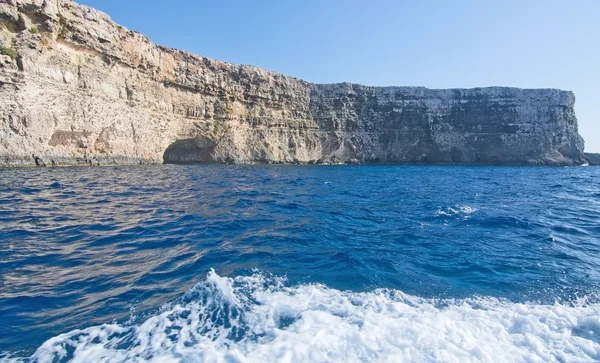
[0, 0, 587, 166]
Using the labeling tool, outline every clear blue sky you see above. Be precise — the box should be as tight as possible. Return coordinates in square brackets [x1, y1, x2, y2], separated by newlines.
[79, 0, 599, 152]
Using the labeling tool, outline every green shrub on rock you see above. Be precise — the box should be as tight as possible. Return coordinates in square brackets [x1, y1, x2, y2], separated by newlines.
[0, 46, 17, 60]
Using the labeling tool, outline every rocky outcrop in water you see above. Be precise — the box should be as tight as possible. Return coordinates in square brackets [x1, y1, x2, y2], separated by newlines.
[0, 0, 588, 166]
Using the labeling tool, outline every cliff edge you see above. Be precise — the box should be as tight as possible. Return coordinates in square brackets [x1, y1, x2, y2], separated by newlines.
[0, 0, 587, 166]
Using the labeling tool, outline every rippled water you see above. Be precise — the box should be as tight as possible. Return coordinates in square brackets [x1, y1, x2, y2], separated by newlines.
[1, 165, 599, 362]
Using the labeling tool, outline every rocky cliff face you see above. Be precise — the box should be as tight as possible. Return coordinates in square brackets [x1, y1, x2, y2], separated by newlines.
[0, 0, 587, 166]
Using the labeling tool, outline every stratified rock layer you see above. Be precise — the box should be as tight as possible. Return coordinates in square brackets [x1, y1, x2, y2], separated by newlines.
[0, 0, 587, 166]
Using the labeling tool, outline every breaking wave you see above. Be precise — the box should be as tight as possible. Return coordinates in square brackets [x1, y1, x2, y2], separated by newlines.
[8, 270, 600, 363]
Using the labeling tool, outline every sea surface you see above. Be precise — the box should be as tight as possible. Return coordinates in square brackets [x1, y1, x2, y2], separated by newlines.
[1, 165, 599, 362]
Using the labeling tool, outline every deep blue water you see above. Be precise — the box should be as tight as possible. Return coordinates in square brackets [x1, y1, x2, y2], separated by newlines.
[1, 165, 600, 362]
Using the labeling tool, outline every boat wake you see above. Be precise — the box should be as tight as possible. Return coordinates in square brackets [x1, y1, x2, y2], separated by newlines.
[5, 270, 600, 362]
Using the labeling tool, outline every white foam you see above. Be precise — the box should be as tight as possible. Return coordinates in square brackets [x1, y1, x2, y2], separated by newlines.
[457, 205, 478, 215]
[435, 204, 479, 219]
[14, 270, 600, 362]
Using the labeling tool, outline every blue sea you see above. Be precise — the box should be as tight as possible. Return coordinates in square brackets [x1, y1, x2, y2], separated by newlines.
[1, 165, 599, 362]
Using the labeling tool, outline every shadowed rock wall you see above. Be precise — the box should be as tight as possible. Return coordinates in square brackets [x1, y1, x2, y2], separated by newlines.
[585, 153, 600, 166]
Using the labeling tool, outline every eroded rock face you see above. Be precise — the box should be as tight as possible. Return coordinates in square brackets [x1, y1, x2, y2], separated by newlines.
[0, 0, 587, 166]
